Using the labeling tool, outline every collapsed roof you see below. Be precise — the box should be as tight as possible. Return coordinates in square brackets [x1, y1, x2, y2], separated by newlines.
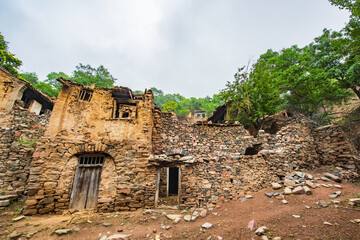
[0, 66, 54, 112]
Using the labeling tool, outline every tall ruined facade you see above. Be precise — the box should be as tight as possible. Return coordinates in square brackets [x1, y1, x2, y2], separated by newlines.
[24, 79, 157, 214]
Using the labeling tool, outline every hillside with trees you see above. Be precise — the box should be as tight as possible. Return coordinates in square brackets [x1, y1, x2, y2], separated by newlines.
[220, 0, 360, 128]
[1, 0, 359, 123]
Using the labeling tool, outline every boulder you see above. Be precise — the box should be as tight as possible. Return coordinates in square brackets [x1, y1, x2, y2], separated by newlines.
[324, 173, 342, 183]
[202, 222, 213, 229]
[107, 234, 131, 240]
[55, 229, 72, 235]
[0, 200, 10, 207]
[292, 186, 305, 195]
[271, 183, 282, 190]
[284, 187, 292, 195]
[255, 226, 268, 236]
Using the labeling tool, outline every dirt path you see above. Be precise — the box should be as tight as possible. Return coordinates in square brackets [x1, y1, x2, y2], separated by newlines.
[1, 171, 360, 240]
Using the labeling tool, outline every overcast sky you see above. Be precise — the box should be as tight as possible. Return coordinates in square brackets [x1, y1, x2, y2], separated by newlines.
[0, 0, 350, 98]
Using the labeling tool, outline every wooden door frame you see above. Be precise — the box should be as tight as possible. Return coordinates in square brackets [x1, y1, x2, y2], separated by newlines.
[155, 166, 181, 208]
[69, 154, 105, 210]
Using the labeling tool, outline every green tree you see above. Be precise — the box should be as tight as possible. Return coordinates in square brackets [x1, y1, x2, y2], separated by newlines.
[0, 33, 22, 76]
[33, 82, 59, 98]
[71, 63, 115, 88]
[329, 0, 360, 17]
[162, 101, 178, 113]
[19, 72, 38, 85]
[45, 72, 69, 91]
[221, 43, 352, 126]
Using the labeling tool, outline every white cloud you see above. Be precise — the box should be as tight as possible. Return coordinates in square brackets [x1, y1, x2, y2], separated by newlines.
[0, 0, 350, 97]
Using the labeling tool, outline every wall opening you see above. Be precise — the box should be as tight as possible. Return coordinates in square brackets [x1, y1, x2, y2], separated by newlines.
[70, 154, 104, 209]
[245, 144, 262, 155]
[155, 166, 181, 208]
[78, 89, 93, 102]
[168, 167, 179, 195]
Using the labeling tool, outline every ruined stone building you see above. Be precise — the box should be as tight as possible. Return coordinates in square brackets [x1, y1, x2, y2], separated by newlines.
[0, 66, 53, 192]
[0, 73, 357, 215]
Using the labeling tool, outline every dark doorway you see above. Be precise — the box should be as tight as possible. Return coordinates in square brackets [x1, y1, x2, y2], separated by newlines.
[70, 155, 104, 209]
[168, 167, 179, 195]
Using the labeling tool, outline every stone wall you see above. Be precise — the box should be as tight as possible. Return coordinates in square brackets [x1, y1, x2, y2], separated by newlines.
[312, 125, 358, 178]
[24, 81, 158, 215]
[151, 112, 320, 209]
[0, 101, 49, 192]
[24, 139, 157, 215]
[0, 68, 25, 113]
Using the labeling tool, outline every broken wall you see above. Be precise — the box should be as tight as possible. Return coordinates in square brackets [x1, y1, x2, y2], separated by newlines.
[151, 112, 320, 209]
[0, 69, 27, 115]
[24, 83, 158, 215]
[0, 101, 49, 192]
[312, 125, 358, 179]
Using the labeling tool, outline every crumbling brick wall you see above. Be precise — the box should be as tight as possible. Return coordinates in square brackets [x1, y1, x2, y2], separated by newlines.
[0, 101, 49, 192]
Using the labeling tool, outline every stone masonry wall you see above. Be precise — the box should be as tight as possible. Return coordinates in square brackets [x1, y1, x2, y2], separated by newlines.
[151, 112, 320, 209]
[0, 101, 49, 192]
[24, 139, 157, 215]
[24, 82, 158, 215]
[312, 124, 358, 179]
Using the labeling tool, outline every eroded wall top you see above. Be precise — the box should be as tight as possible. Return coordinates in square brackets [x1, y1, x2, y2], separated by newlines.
[45, 78, 156, 144]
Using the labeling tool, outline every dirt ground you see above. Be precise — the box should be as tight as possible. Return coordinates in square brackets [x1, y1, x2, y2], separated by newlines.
[1, 169, 360, 240]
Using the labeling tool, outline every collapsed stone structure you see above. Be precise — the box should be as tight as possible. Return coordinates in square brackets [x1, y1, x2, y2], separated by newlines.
[0, 75, 357, 215]
[0, 67, 53, 193]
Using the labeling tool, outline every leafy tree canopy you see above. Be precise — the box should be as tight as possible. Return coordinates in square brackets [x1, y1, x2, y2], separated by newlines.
[33, 82, 59, 98]
[45, 72, 69, 91]
[19, 72, 38, 85]
[71, 63, 115, 88]
[147, 87, 223, 118]
[221, 41, 352, 126]
[329, 0, 360, 17]
[0, 33, 22, 76]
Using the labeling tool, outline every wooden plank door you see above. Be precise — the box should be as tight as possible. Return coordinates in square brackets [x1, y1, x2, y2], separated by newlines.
[70, 166, 102, 209]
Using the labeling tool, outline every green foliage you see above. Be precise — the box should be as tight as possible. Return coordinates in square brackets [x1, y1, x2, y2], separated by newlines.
[19, 72, 38, 85]
[17, 138, 37, 148]
[220, 1, 360, 127]
[34, 82, 59, 97]
[30, 64, 115, 98]
[45, 72, 69, 91]
[162, 101, 178, 113]
[221, 41, 352, 126]
[0, 33, 22, 76]
[150, 87, 223, 118]
[71, 63, 115, 88]
[329, 0, 360, 17]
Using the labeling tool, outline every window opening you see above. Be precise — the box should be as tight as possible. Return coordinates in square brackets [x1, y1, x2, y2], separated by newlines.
[78, 155, 104, 167]
[113, 101, 136, 119]
[78, 89, 93, 102]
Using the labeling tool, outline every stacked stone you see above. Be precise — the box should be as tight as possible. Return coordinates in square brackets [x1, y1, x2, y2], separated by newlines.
[260, 118, 320, 171]
[0, 102, 49, 192]
[312, 125, 356, 169]
[152, 113, 355, 209]
[24, 137, 157, 215]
